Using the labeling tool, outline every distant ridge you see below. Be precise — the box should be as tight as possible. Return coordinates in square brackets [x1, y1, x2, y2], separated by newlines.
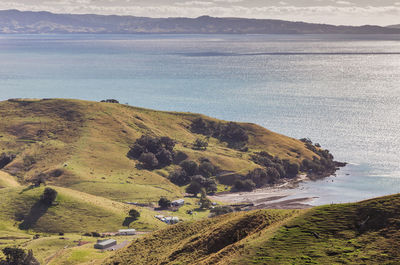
[388, 24, 400, 29]
[1, 9, 400, 34]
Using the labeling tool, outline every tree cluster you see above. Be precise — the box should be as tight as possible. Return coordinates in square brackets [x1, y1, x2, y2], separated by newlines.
[300, 138, 338, 175]
[168, 159, 218, 195]
[127, 135, 176, 170]
[191, 118, 248, 150]
[0, 247, 39, 265]
[251, 152, 300, 178]
[100, 99, 119, 103]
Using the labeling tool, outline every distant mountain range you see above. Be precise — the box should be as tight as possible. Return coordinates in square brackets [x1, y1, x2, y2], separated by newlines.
[0, 9, 400, 34]
[388, 24, 400, 29]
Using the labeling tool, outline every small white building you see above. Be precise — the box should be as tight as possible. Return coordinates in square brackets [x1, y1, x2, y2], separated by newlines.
[164, 216, 179, 224]
[171, 199, 185, 207]
[118, 229, 136, 235]
[154, 215, 179, 225]
[94, 239, 117, 249]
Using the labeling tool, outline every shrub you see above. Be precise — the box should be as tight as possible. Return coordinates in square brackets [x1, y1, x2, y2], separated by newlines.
[40, 187, 57, 205]
[210, 206, 234, 217]
[232, 179, 256, 192]
[266, 167, 281, 182]
[156, 149, 173, 167]
[193, 138, 208, 150]
[158, 197, 171, 208]
[204, 178, 218, 195]
[160, 137, 176, 152]
[180, 160, 198, 176]
[199, 190, 212, 209]
[285, 163, 299, 177]
[100, 99, 119, 103]
[247, 168, 269, 188]
[129, 209, 140, 220]
[139, 152, 159, 169]
[168, 168, 190, 186]
[91, 232, 101, 237]
[186, 181, 203, 197]
[173, 151, 188, 164]
[198, 161, 215, 178]
[0, 153, 16, 169]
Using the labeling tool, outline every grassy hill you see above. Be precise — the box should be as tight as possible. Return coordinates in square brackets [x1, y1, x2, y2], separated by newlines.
[107, 194, 400, 265]
[0, 98, 319, 203]
[0, 98, 342, 264]
[0, 186, 164, 234]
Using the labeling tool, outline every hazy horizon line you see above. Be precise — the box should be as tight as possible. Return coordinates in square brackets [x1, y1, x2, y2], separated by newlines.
[1, 8, 396, 28]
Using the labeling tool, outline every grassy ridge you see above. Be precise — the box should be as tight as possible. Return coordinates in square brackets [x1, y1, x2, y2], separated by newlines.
[107, 194, 400, 265]
[238, 194, 400, 265]
[0, 98, 317, 203]
[106, 210, 298, 265]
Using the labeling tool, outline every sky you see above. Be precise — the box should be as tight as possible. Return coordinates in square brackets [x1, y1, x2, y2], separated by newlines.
[1, 0, 400, 26]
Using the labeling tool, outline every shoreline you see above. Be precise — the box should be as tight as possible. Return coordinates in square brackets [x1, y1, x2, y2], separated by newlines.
[210, 174, 318, 210]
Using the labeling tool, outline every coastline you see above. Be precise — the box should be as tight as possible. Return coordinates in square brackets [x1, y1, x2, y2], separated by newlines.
[210, 174, 318, 210]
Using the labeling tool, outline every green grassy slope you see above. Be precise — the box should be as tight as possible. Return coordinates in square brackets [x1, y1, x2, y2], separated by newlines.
[105, 210, 298, 265]
[0, 98, 318, 203]
[237, 193, 400, 265]
[107, 194, 400, 265]
[0, 186, 165, 234]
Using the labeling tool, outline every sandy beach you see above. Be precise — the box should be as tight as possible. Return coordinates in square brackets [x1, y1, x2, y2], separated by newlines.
[210, 175, 317, 209]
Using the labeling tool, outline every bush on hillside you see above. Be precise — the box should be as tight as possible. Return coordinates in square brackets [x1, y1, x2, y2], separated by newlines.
[186, 181, 203, 197]
[232, 179, 256, 192]
[193, 138, 209, 150]
[180, 160, 198, 176]
[158, 197, 172, 209]
[100, 99, 119, 103]
[168, 168, 191, 186]
[0, 153, 16, 169]
[40, 187, 57, 205]
[198, 161, 215, 178]
[139, 152, 159, 169]
[199, 190, 212, 209]
[210, 206, 234, 217]
[284, 161, 300, 178]
[190, 118, 248, 149]
[129, 209, 140, 220]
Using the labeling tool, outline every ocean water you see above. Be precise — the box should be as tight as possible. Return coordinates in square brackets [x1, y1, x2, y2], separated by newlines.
[0, 34, 399, 204]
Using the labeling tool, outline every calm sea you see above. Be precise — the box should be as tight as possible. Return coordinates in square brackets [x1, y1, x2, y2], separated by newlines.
[0, 34, 399, 204]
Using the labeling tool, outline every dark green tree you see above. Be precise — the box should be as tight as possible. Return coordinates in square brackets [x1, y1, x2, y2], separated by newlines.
[199, 190, 212, 209]
[180, 160, 198, 176]
[185, 181, 202, 197]
[128, 209, 140, 220]
[158, 197, 171, 209]
[139, 152, 159, 169]
[40, 187, 57, 205]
